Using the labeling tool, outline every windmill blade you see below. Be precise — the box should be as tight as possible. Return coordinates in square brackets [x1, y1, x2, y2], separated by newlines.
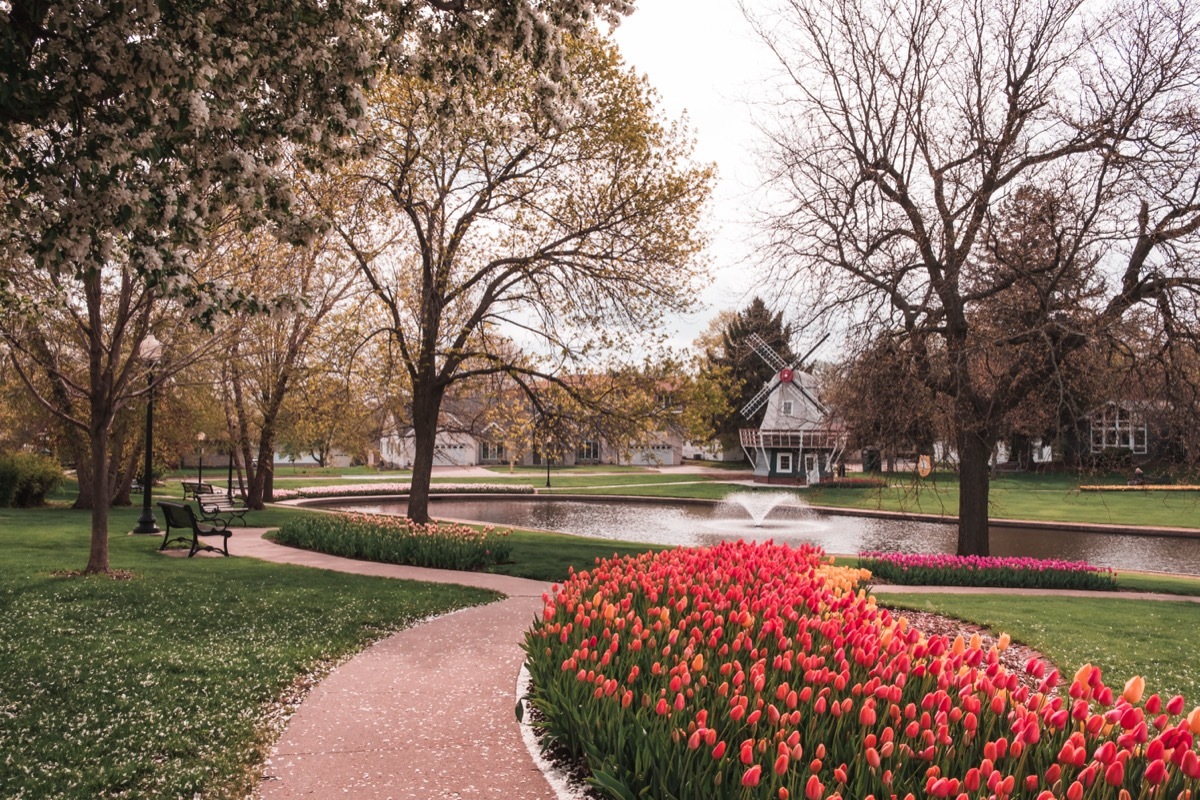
[790, 332, 831, 371]
[740, 375, 781, 419]
[747, 333, 788, 372]
[794, 382, 828, 417]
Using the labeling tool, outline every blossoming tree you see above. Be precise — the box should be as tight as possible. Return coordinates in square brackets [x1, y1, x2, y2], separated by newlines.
[0, 0, 635, 573]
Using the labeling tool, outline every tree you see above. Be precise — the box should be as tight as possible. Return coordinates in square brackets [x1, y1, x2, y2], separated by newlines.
[0, 0, 634, 574]
[703, 297, 796, 450]
[755, 0, 1200, 555]
[335, 35, 713, 523]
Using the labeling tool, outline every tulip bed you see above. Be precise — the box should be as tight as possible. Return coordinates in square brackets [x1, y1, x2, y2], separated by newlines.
[273, 512, 512, 570]
[858, 553, 1118, 591]
[523, 541, 1200, 800]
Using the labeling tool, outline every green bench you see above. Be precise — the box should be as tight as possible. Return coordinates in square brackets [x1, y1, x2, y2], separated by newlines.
[157, 501, 232, 557]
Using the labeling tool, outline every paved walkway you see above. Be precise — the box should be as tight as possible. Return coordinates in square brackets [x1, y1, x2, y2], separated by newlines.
[236, 528, 1200, 800]
[236, 532, 558, 799]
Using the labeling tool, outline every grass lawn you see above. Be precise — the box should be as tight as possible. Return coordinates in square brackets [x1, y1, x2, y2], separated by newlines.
[877, 593, 1200, 701]
[805, 470, 1200, 529]
[0, 503, 498, 800]
[484, 528, 670, 582]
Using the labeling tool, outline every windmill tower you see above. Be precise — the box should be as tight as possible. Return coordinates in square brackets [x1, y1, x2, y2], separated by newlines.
[739, 333, 844, 484]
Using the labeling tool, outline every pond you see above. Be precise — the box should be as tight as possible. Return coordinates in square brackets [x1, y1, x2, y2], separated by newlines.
[327, 494, 1200, 577]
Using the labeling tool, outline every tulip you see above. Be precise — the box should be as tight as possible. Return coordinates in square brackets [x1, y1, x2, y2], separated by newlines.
[1188, 707, 1200, 734]
[1122, 675, 1146, 704]
[805, 775, 824, 800]
[1145, 759, 1168, 784]
[1105, 760, 1125, 787]
[742, 765, 762, 787]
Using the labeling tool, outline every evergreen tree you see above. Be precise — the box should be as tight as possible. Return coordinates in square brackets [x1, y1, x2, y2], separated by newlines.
[705, 297, 795, 449]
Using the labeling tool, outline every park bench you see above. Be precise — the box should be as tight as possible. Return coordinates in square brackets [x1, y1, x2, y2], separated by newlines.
[196, 493, 251, 527]
[181, 480, 215, 500]
[157, 501, 232, 557]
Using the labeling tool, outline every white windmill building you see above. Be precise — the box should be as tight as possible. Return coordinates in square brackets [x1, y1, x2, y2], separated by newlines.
[738, 333, 845, 484]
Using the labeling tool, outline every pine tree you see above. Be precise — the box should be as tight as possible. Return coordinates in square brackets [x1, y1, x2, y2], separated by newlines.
[705, 297, 795, 449]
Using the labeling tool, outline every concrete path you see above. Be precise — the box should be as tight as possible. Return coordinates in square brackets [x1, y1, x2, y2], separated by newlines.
[235, 526, 1200, 800]
[236, 533, 557, 799]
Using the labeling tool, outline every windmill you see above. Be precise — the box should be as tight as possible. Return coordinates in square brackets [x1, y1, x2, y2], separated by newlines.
[738, 332, 843, 484]
[739, 333, 829, 421]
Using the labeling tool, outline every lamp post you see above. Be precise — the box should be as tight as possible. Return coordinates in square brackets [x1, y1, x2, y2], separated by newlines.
[196, 432, 206, 484]
[133, 334, 163, 534]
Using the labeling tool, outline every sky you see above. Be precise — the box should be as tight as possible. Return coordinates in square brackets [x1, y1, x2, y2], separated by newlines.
[608, 0, 782, 350]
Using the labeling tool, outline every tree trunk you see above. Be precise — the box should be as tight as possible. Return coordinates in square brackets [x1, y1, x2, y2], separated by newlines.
[85, 421, 111, 573]
[72, 439, 94, 510]
[956, 429, 993, 556]
[406, 381, 446, 524]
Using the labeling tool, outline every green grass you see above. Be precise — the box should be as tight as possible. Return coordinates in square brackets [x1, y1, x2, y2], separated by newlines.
[486, 464, 656, 474]
[877, 593, 1200, 701]
[483, 528, 669, 582]
[805, 470, 1200, 529]
[0, 504, 498, 799]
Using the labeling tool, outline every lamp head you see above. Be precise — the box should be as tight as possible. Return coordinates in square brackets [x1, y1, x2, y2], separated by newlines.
[140, 334, 163, 362]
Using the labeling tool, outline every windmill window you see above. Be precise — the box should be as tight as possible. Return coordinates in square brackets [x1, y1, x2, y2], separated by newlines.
[777, 453, 793, 473]
[781, 400, 794, 416]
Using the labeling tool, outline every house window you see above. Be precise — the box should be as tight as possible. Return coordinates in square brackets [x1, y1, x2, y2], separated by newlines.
[781, 400, 794, 416]
[1090, 404, 1148, 454]
[577, 440, 600, 462]
[480, 442, 505, 462]
[777, 453, 793, 473]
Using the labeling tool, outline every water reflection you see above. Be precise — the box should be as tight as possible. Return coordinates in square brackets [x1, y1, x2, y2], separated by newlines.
[329, 497, 1200, 576]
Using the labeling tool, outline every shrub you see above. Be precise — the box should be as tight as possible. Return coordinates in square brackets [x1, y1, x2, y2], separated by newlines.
[273, 512, 512, 571]
[0, 453, 64, 508]
[858, 551, 1118, 590]
[523, 541, 1200, 800]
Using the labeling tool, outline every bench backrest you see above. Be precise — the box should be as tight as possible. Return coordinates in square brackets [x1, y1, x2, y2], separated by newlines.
[158, 501, 197, 529]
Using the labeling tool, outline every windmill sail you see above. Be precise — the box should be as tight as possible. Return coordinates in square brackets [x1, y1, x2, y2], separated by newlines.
[746, 333, 788, 372]
[740, 375, 781, 419]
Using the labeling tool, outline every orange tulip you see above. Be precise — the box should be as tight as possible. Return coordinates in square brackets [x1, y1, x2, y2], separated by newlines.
[1122, 675, 1145, 704]
[1188, 706, 1200, 735]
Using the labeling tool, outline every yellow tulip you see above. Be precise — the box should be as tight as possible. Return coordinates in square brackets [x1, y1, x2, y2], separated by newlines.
[997, 633, 1011, 650]
[1122, 676, 1145, 705]
[969, 633, 982, 651]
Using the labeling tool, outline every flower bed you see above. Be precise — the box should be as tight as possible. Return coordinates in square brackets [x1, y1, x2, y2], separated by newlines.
[1080, 485, 1200, 492]
[273, 512, 512, 571]
[271, 482, 535, 501]
[523, 541, 1200, 799]
[858, 552, 1118, 591]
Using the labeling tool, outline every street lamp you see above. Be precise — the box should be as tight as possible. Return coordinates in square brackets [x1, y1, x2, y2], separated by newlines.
[132, 334, 163, 534]
[196, 432, 206, 484]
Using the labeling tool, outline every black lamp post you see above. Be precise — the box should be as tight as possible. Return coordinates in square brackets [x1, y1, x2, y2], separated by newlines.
[196, 431, 206, 484]
[133, 334, 163, 534]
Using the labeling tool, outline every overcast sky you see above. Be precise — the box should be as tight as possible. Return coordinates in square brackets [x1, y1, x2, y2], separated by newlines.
[609, 0, 781, 349]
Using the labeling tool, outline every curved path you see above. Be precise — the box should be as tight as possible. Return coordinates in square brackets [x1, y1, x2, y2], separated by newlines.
[238, 532, 558, 799]
[238, 529, 1200, 799]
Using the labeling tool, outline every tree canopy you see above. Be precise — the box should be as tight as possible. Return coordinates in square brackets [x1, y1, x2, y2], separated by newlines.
[334, 34, 713, 522]
[755, 0, 1200, 554]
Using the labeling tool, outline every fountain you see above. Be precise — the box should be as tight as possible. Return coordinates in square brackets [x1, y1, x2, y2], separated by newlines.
[719, 491, 801, 527]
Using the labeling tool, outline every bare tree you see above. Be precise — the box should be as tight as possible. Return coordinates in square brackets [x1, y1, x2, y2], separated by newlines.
[754, 0, 1200, 554]
[333, 36, 714, 523]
